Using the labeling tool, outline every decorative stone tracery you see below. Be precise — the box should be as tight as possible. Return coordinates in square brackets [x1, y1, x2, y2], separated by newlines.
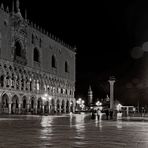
[0, 60, 75, 115]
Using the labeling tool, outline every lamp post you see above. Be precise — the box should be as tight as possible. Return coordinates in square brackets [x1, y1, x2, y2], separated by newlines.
[96, 101, 103, 111]
[42, 93, 52, 114]
[76, 98, 85, 111]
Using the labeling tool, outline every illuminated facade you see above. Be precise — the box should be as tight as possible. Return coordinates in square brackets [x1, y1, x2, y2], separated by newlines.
[0, 1, 76, 114]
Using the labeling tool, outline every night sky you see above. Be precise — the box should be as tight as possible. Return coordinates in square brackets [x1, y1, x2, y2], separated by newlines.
[2, 0, 148, 106]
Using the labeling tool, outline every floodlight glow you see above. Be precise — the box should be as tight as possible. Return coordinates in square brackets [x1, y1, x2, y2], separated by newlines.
[44, 93, 48, 97]
[42, 97, 46, 101]
[48, 96, 52, 101]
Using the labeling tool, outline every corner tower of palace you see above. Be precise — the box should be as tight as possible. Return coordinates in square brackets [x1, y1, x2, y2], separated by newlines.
[0, 0, 76, 115]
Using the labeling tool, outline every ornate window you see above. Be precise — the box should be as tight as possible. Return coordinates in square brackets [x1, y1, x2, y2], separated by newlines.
[32, 34, 34, 44]
[51, 55, 56, 68]
[39, 38, 42, 48]
[15, 41, 22, 57]
[13, 40, 27, 65]
[34, 47, 40, 62]
[0, 75, 4, 87]
[65, 61, 69, 73]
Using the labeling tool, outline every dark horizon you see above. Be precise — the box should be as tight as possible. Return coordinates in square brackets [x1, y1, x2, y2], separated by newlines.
[2, 0, 148, 106]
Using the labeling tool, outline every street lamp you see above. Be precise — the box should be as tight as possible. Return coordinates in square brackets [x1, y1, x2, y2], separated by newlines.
[96, 100, 103, 111]
[116, 103, 122, 111]
[76, 98, 85, 111]
[42, 93, 52, 102]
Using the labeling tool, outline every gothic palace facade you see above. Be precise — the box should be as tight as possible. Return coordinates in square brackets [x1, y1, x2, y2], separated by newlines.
[0, 1, 76, 115]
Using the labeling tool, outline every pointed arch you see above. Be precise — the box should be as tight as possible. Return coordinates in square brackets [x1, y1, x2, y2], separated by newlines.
[61, 100, 65, 113]
[34, 47, 40, 62]
[65, 61, 69, 73]
[14, 40, 22, 57]
[11, 95, 19, 114]
[32, 34, 34, 44]
[1, 93, 9, 113]
[51, 55, 56, 68]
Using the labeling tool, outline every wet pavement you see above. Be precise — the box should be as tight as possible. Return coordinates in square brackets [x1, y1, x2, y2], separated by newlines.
[0, 113, 148, 148]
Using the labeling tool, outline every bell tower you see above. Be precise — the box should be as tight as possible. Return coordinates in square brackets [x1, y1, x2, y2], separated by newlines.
[88, 85, 93, 106]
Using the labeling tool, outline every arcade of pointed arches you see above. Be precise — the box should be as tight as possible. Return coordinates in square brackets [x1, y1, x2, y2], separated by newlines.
[0, 59, 75, 115]
[0, 92, 74, 114]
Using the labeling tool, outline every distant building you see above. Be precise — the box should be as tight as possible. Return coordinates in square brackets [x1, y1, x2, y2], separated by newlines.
[0, 0, 76, 114]
[88, 85, 93, 106]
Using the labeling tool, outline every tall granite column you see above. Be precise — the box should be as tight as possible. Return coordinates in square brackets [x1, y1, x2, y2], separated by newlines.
[108, 76, 115, 110]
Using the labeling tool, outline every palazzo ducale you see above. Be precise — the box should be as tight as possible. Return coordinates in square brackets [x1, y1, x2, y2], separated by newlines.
[0, 0, 76, 115]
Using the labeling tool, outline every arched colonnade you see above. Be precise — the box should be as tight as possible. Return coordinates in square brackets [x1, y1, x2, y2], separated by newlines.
[0, 92, 75, 115]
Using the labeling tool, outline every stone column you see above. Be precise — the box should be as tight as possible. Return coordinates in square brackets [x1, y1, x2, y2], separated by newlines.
[3, 76, 7, 88]
[34, 103, 37, 114]
[18, 103, 21, 114]
[23, 78, 26, 91]
[69, 101, 71, 113]
[48, 105, 51, 114]
[0, 91, 3, 114]
[26, 97, 30, 114]
[64, 102, 67, 113]
[127, 107, 129, 117]
[42, 105, 45, 114]
[19, 75, 22, 91]
[27, 104, 30, 113]
[73, 101, 76, 113]
[108, 77, 115, 110]
[8, 103, 12, 114]
[14, 78, 17, 90]
[59, 102, 62, 113]
[54, 102, 57, 113]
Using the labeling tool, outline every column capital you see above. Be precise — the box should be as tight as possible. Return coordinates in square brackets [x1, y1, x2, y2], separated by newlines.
[108, 80, 115, 85]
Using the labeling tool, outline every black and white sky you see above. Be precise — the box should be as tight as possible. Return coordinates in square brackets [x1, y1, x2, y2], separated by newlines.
[2, 0, 148, 105]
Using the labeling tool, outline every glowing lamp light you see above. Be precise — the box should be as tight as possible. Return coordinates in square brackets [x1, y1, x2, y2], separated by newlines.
[96, 101, 102, 106]
[116, 103, 122, 111]
[44, 93, 48, 97]
[48, 96, 52, 101]
[42, 97, 47, 101]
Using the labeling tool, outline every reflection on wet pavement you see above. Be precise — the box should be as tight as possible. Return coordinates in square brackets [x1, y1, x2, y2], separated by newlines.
[0, 114, 148, 147]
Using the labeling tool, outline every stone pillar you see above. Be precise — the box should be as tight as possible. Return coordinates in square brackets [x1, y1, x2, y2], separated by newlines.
[19, 75, 22, 91]
[34, 104, 37, 114]
[73, 101, 76, 113]
[42, 105, 44, 114]
[88, 86, 93, 106]
[64, 102, 67, 113]
[48, 105, 51, 114]
[64, 104, 66, 113]
[69, 101, 71, 113]
[3, 76, 7, 88]
[27, 104, 30, 113]
[8, 103, 12, 114]
[127, 107, 129, 117]
[108, 77, 115, 110]
[54, 102, 57, 113]
[59, 103, 62, 113]
[23, 79, 26, 91]
[14, 78, 17, 90]
[18, 103, 21, 114]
